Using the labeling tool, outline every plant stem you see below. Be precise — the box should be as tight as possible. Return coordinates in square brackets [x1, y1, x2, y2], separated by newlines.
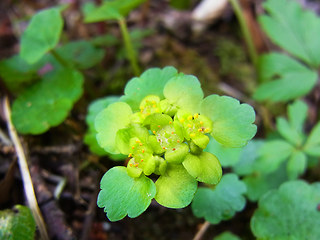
[228, 0, 258, 68]
[51, 49, 70, 68]
[118, 18, 141, 76]
[3, 97, 50, 240]
[193, 221, 211, 240]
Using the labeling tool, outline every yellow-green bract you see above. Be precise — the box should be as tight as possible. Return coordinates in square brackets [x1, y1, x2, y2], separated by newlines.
[95, 66, 257, 221]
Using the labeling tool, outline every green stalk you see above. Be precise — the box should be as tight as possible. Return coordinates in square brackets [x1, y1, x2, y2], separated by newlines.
[228, 0, 258, 68]
[118, 18, 141, 76]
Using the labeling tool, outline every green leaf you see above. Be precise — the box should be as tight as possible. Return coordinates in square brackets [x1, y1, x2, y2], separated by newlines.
[182, 152, 222, 185]
[0, 55, 43, 92]
[304, 122, 320, 157]
[121, 67, 178, 111]
[214, 232, 241, 240]
[84, 0, 147, 22]
[95, 102, 132, 154]
[276, 117, 303, 146]
[0, 205, 36, 240]
[287, 151, 307, 179]
[191, 174, 246, 224]
[84, 96, 125, 159]
[255, 140, 294, 174]
[97, 166, 156, 221]
[243, 163, 288, 202]
[155, 164, 197, 208]
[288, 100, 308, 135]
[254, 53, 317, 102]
[259, 0, 320, 67]
[11, 68, 83, 134]
[20, 7, 63, 64]
[232, 139, 264, 176]
[205, 136, 242, 167]
[55, 40, 105, 69]
[163, 74, 204, 113]
[251, 180, 320, 240]
[200, 95, 257, 147]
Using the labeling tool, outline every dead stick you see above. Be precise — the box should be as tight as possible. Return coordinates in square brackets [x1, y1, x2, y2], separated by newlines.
[3, 97, 49, 240]
[193, 221, 211, 240]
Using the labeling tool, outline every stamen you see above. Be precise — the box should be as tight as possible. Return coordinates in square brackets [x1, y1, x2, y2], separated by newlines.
[162, 147, 166, 150]
[153, 130, 156, 134]
[194, 113, 199, 118]
[128, 153, 132, 157]
[187, 115, 193, 120]
[171, 131, 174, 134]
[169, 121, 172, 124]
[198, 129, 203, 132]
[172, 148, 176, 151]
[177, 140, 180, 143]
[141, 149, 145, 153]
[141, 159, 144, 162]
[200, 121, 204, 125]
[157, 125, 161, 128]
[139, 143, 143, 146]
[187, 124, 192, 128]
[129, 163, 133, 167]
[131, 146, 135, 149]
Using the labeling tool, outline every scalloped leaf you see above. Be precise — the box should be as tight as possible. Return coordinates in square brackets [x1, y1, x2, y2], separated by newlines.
[11, 68, 83, 134]
[251, 180, 320, 239]
[97, 166, 156, 221]
[205, 136, 242, 167]
[95, 102, 132, 154]
[191, 174, 246, 224]
[254, 53, 317, 102]
[20, 7, 64, 64]
[200, 95, 257, 147]
[84, 96, 125, 159]
[0, 205, 36, 240]
[163, 74, 204, 113]
[120, 66, 178, 111]
[84, 0, 147, 22]
[182, 152, 222, 185]
[259, 0, 320, 67]
[155, 164, 197, 208]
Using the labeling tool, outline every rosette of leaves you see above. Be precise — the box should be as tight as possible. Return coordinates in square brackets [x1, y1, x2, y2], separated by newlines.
[0, 6, 105, 134]
[249, 100, 320, 180]
[251, 180, 320, 240]
[254, 0, 320, 102]
[94, 66, 257, 221]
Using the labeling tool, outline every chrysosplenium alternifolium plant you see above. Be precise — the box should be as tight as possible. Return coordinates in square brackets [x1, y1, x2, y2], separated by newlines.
[95, 66, 257, 221]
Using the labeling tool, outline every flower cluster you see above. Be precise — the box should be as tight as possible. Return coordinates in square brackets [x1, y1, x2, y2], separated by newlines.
[95, 66, 256, 221]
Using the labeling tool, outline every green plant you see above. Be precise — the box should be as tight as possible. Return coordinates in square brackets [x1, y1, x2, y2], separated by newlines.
[94, 66, 256, 221]
[0, 6, 105, 134]
[254, 0, 320, 102]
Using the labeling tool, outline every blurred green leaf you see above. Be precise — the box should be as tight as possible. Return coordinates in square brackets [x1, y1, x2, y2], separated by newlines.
[287, 151, 307, 180]
[304, 123, 320, 157]
[11, 68, 83, 134]
[84, 0, 147, 22]
[214, 231, 241, 240]
[259, 0, 320, 67]
[0, 205, 36, 240]
[251, 180, 320, 239]
[55, 40, 105, 69]
[192, 174, 246, 224]
[254, 53, 317, 102]
[97, 166, 156, 221]
[20, 7, 64, 64]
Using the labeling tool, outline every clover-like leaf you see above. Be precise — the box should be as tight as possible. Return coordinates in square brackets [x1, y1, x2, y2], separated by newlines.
[97, 166, 156, 221]
[214, 232, 241, 240]
[0, 205, 36, 240]
[163, 74, 204, 113]
[255, 140, 294, 174]
[20, 7, 64, 64]
[276, 117, 303, 147]
[0, 55, 43, 92]
[84, 0, 147, 22]
[288, 100, 308, 135]
[120, 66, 178, 111]
[200, 95, 256, 147]
[259, 0, 320, 67]
[84, 96, 126, 159]
[95, 102, 132, 154]
[254, 53, 317, 102]
[304, 122, 320, 157]
[155, 164, 197, 208]
[251, 180, 320, 239]
[182, 152, 222, 185]
[191, 174, 246, 224]
[287, 151, 307, 180]
[11, 68, 83, 134]
[54, 40, 105, 69]
[205, 136, 242, 167]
